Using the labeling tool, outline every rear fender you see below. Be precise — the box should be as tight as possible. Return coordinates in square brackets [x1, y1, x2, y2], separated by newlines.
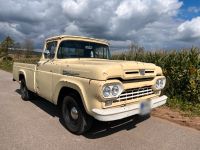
[19, 70, 27, 82]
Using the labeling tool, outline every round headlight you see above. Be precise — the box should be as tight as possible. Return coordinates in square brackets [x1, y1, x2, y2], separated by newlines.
[112, 85, 119, 96]
[156, 80, 161, 89]
[155, 78, 166, 90]
[160, 79, 164, 87]
[102, 83, 123, 99]
[103, 86, 111, 97]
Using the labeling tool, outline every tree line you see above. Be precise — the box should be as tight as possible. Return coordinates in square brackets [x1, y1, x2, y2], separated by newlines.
[0, 36, 34, 58]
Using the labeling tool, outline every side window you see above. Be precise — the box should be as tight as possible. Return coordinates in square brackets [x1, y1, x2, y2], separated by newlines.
[94, 47, 108, 59]
[44, 41, 57, 59]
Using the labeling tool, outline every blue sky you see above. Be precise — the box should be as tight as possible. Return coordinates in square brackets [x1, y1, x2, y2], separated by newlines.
[180, 0, 200, 19]
[0, 0, 200, 50]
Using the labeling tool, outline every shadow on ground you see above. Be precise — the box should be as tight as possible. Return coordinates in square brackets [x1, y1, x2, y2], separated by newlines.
[16, 89, 150, 139]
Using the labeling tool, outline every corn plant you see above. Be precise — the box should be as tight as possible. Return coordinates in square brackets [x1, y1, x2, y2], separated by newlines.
[112, 48, 200, 104]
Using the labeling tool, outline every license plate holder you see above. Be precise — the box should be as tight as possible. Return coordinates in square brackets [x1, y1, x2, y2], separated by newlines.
[140, 100, 151, 116]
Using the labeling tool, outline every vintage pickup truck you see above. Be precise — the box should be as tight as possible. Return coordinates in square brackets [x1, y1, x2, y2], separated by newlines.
[13, 35, 167, 134]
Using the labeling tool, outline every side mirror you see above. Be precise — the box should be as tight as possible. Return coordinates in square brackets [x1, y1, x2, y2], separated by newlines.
[44, 50, 50, 58]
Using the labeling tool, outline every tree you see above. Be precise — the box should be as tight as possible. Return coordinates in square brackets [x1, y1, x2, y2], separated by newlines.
[22, 39, 34, 57]
[0, 36, 14, 56]
[0, 42, 2, 56]
[13, 42, 22, 59]
[129, 41, 144, 53]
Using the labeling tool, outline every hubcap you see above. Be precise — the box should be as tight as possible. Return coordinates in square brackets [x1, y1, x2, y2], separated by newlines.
[70, 107, 78, 120]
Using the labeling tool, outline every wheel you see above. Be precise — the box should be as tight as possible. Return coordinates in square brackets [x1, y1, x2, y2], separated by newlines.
[20, 79, 32, 100]
[62, 94, 93, 134]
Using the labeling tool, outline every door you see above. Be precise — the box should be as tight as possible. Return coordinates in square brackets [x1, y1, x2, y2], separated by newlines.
[36, 41, 57, 101]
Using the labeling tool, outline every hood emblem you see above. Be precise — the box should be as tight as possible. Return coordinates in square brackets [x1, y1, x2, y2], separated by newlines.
[139, 69, 145, 75]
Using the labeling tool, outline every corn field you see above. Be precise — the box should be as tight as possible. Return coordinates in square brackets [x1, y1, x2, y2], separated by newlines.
[112, 48, 200, 104]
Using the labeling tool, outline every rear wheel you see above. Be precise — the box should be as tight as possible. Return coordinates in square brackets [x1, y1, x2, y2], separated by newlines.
[20, 79, 32, 100]
[62, 94, 92, 134]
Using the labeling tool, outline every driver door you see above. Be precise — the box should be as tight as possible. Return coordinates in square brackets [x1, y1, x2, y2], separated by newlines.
[36, 41, 57, 101]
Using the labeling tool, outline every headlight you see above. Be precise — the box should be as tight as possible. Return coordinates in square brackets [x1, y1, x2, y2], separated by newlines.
[153, 78, 166, 90]
[112, 85, 119, 96]
[103, 86, 111, 97]
[102, 83, 123, 99]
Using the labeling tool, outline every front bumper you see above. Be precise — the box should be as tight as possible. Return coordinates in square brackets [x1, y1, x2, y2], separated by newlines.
[92, 95, 167, 121]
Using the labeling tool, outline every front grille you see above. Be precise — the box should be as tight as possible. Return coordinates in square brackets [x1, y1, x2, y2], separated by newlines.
[115, 86, 154, 102]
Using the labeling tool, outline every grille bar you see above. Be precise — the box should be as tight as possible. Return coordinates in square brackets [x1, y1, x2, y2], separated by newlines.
[120, 89, 153, 96]
[125, 70, 154, 75]
[116, 86, 154, 102]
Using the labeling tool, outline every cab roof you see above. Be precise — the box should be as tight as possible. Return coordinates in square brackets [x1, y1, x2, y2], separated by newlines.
[46, 35, 109, 45]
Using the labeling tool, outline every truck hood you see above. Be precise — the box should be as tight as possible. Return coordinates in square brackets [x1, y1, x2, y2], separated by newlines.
[60, 59, 162, 80]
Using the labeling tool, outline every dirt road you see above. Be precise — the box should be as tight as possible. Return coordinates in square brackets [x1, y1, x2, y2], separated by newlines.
[0, 70, 199, 150]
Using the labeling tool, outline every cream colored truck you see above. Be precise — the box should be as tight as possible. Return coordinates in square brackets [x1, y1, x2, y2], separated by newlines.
[13, 35, 167, 134]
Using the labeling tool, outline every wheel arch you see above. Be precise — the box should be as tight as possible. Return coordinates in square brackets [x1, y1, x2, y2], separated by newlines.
[19, 70, 26, 82]
[54, 81, 88, 113]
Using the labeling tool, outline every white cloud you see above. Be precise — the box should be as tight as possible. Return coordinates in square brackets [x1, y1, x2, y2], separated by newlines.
[62, 0, 89, 19]
[0, 0, 200, 49]
[188, 6, 200, 13]
[64, 22, 84, 36]
[177, 17, 200, 41]
[0, 22, 24, 39]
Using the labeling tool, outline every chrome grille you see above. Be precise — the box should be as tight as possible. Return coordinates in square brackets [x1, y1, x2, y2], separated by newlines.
[115, 86, 154, 102]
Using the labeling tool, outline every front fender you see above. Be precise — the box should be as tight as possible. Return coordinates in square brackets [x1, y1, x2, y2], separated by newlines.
[52, 78, 89, 113]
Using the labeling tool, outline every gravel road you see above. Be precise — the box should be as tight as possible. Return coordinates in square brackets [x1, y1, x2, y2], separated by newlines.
[0, 70, 199, 150]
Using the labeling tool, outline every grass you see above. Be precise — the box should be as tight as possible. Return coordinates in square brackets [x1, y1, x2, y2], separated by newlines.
[0, 55, 40, 72]
[167, 98, 200, 117]
[0, 60, 13, 72]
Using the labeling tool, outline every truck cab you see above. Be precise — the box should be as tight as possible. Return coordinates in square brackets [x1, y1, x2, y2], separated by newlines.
[13, 35, 167, 134]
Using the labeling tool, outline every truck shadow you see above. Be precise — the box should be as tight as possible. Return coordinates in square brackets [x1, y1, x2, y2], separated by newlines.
[84, 116, 149, 139]
[15, 89, 60, 117]
[15, 89, 149, 139]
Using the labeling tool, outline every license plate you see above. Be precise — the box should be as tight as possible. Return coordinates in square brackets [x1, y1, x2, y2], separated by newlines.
[140, 100, 151, 115]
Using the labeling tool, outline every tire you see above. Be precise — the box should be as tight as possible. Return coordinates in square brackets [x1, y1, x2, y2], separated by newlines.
[20, 79, 32, 101]
[62, 94, 93, 134]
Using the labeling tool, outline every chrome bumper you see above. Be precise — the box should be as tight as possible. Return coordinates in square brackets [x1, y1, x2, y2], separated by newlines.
[92, 95, 167, 121]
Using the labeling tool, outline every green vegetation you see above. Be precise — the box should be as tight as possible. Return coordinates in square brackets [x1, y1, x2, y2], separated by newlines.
[0, 57, 40, 73]
[113, 48, 200, 116]
[0, 36, 14, 57]
[0, 36, 40, 72]
[0, 59, 13, 72]
[167, 98, 200, 116]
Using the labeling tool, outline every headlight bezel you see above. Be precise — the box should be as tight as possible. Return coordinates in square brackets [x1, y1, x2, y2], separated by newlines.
[152, 77, 166, 91]
[102, 83, 124, 99]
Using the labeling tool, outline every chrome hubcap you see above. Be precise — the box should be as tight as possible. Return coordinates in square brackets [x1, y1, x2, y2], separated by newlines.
[70, 107, 78, 120]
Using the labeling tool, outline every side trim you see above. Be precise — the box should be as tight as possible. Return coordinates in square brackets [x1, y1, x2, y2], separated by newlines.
[63, 70, 80, 76]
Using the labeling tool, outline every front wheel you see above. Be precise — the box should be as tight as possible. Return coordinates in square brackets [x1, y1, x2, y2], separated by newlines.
[62, 94, 93, 134]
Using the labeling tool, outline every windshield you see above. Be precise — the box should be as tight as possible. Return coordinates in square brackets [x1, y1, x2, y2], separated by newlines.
[57, 40, 111, 59]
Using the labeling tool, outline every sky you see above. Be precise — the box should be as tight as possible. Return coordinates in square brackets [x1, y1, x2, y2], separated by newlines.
[0, 0, 200, 51]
